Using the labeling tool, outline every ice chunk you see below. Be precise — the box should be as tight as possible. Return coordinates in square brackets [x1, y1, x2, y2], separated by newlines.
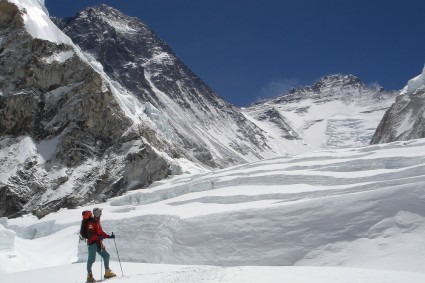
[0, 224, 15, 253]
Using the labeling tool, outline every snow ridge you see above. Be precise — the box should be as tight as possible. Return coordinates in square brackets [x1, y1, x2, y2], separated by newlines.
[401, 64, 425, 95]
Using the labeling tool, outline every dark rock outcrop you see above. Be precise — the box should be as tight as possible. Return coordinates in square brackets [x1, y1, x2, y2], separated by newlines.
[371, 67, 425, 144]
[371, 89, 425, 144]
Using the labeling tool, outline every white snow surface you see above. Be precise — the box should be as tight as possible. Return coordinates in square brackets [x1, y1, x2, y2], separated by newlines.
[0, 136, 37, 180]
[244, 90, 396, 155]
[42, 50, 74, 64]
[2, 138, 425, 282]
[401, 64, 425, 95]
[9, 0, 72, 44]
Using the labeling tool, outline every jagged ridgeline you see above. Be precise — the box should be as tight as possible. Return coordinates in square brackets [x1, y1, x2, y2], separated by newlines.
[0, 1, 276, 218]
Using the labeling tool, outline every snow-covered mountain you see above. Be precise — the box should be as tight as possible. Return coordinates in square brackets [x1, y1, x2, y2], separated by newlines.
[0, 0, 189, 218]
[52, 5, 276, 167]
[0, 1, 281, 218]
[0, 0, 402, 220]
[244, 75, 398, 154]
[1, 138, 425, 282]
[371, 65, 425, 144]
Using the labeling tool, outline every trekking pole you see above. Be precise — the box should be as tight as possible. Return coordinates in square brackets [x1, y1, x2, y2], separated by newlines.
[101, 252, 103, 281]
[112, 232, 124, 276]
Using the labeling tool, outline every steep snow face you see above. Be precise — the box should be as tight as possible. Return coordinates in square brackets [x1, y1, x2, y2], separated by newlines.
[1, 139, 425, 275]
[8, 0, 71, 44]
[244, 75, 398, 153]
[53, 5, 277, 167]
[372, 66, 425, 144]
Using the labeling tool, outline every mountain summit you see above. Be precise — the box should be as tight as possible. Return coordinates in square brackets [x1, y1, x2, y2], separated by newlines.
[53, 5, 278, 167]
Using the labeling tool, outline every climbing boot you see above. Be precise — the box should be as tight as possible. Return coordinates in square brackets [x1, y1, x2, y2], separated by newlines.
[104, 269, 117, 279]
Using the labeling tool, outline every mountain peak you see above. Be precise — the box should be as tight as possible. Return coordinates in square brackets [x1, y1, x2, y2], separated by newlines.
[82, 4, 122, 15]
[314, 74, 363, 88]
[73, 4, 144, 33]
[284, 74, 364, 96]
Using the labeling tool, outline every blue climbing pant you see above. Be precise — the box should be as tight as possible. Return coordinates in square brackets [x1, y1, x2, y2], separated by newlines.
[87, 243, 110, 273]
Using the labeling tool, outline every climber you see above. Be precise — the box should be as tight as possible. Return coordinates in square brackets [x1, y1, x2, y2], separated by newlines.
[83, 208, 116, 282]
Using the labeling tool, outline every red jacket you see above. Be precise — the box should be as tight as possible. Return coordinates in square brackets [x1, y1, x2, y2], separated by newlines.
[87, 218, 109, 245]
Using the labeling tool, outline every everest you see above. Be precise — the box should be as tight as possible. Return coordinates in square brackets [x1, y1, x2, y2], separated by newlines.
[51, 4, 276, 167]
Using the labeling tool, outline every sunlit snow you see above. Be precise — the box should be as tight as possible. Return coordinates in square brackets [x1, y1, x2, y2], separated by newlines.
[401, 64, 425, 95]
[2, 139, 425, 282]
[9, 0, 72, 44]
[42, 50, 74, 64]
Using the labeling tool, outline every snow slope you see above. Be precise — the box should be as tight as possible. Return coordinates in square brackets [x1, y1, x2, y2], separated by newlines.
[2, 138, 425, 282]
[244, 75, 397, 154]
[9, 0, 72, 44]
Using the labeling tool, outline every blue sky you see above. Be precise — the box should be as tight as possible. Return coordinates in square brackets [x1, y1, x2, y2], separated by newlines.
[45, 0, 425, 107]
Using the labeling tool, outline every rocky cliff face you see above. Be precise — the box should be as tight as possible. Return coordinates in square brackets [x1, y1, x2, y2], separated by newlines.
[52, 5, 274, 167]
[371, 66, 425, 144]
[0, 0, 180, 217]
[244, 75, 398, 153]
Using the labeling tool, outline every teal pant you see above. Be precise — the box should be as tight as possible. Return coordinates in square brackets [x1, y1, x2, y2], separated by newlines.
[87, 243, 110, 273]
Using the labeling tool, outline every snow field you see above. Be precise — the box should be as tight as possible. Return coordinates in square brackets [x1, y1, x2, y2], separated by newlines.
[1, 263, 425, 283]
[1, 139, 425, 283]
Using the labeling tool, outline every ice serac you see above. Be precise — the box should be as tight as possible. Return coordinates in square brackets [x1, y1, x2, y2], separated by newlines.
[244, 75, 398, 153]
[371, 66, 425, 144]
[52, 5, 275, 167]
[0, 0, 180, 217]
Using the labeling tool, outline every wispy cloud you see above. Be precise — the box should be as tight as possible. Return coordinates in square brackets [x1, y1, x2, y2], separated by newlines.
[368, 81, 383, 90]
[258, 78, 299, 101]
